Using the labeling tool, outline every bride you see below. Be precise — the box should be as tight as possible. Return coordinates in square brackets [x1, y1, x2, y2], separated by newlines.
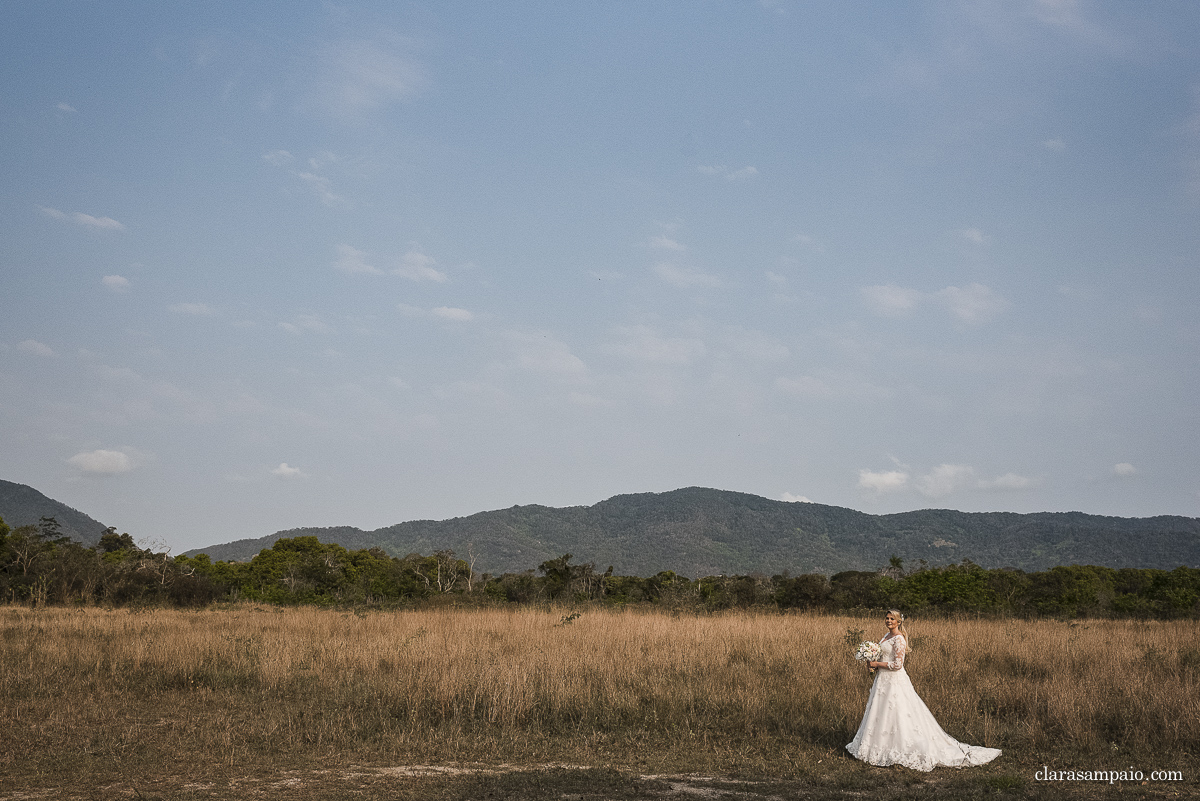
[846, 610, 1001, 771]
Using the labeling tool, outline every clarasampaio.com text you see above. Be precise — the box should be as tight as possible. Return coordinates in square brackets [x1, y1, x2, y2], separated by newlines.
[1036, 767, 1182, 785]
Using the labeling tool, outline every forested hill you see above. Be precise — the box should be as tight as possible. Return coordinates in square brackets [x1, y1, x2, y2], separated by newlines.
[0, 479, 109, 545]
[186, 487, 1200, 575]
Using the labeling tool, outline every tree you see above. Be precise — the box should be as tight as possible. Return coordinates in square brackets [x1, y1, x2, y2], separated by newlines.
[96, 528, 138, 554]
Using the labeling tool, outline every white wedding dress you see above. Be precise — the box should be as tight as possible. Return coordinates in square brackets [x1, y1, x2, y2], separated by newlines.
[846, 633, 1001, 771]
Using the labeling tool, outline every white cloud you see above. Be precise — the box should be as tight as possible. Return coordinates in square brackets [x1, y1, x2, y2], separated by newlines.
[862, 284, 922, 317]
[508, 331, 586, 375]
[295, 171, 344, 206]
[395, 248, 448, 282]
[653, 262, 722, 289]
[1043, 138, 1066, 151]
[17, 339, 56, 357]
[39, 206, 126, 231]
[431, 306, 473, 321]
[915, 464, 976, 497]
[68, 449, 134, 474]
[271, 462, 306, 478]
[1113, 462, 1136, 477]
[1027, 0, 1127, 52]
[858, 469, 909, 492]
[961, 228, 989, 245]
[978, 472, 1034, 490]
[102, 275, 130, 291]
[334, 244, 383, 275]
[781, 493, 813, 503]
[935, 283, 1007, 324]
[312, 37, 425, 118]
[606, 325, 707, 365]
[697, 165, 758, 180]
[57, 102, 77, 113]
[170, 303, 218, 316]
[649, 235, 686, 252]
[863, 283, 1006, 324]
[262, 149, 295, 166]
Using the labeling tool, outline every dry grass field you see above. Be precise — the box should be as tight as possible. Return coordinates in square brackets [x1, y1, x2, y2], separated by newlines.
[1, 604, 1196, 799]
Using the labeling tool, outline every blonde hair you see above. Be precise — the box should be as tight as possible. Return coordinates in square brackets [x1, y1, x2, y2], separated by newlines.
[887, 609, 912, 650]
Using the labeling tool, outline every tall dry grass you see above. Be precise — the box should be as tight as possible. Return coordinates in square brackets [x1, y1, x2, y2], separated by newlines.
[2, 604, 1196, 784]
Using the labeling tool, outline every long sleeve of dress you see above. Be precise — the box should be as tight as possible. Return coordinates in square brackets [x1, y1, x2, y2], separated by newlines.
[885, 636, 906, 671]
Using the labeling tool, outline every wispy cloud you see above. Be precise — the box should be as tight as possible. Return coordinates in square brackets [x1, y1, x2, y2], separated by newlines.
[56, 102, 77, 113]
[914, 463, 976, 497]
[978, 472, 1035, 490]
[697, 165, 759, 180]
[863, 461, 1034, 497]
[862, 283, 1007, 324]
[861, 284, 923, 317]
[935, 283, 1008, 323]
[1027, 0, 1128, 53]
[271, 462, 306, 478]
[604, 325, 707, 365]
[38, 206, 125, 231]
[397, 304, 473, 322]
[169, 303, 218, 316]
[262, 150, 345, 205]
[309, 36, 426, 119]
[278, 314, 332, 335]
[653, 262, 722, 289]
[334, 244, 383, 275]
[262, 150, 295, 167]
[649, 234, 686, 252]
[506, 331, 587, 376]
[431, 306, 473, 321]
[295, 171, 344, 206]
[961, 228, 989, 245]
[858, 468, 909, 492]
[17, 339, 56, 358]
[1113, 462, 1136, 477]
[394, 248, 448, 282]
[102, 275, 130, 291]
[68, 448, 144, 475]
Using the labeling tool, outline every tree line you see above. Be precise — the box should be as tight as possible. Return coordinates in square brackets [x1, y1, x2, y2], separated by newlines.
[2, 516, 1197, 618]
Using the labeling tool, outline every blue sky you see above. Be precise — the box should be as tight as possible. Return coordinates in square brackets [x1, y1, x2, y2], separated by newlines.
[2, 1, 1198, 553]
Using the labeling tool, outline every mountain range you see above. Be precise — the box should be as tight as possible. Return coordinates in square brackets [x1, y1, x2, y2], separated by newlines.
[182, 487, 1200, 576]
[0, 479, 110, 544]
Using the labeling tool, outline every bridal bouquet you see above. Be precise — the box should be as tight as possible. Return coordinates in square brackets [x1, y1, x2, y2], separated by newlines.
[854, 641, 882, 673]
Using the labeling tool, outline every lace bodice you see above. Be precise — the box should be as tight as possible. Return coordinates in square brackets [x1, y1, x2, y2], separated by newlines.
[879, 633, 906, 671]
